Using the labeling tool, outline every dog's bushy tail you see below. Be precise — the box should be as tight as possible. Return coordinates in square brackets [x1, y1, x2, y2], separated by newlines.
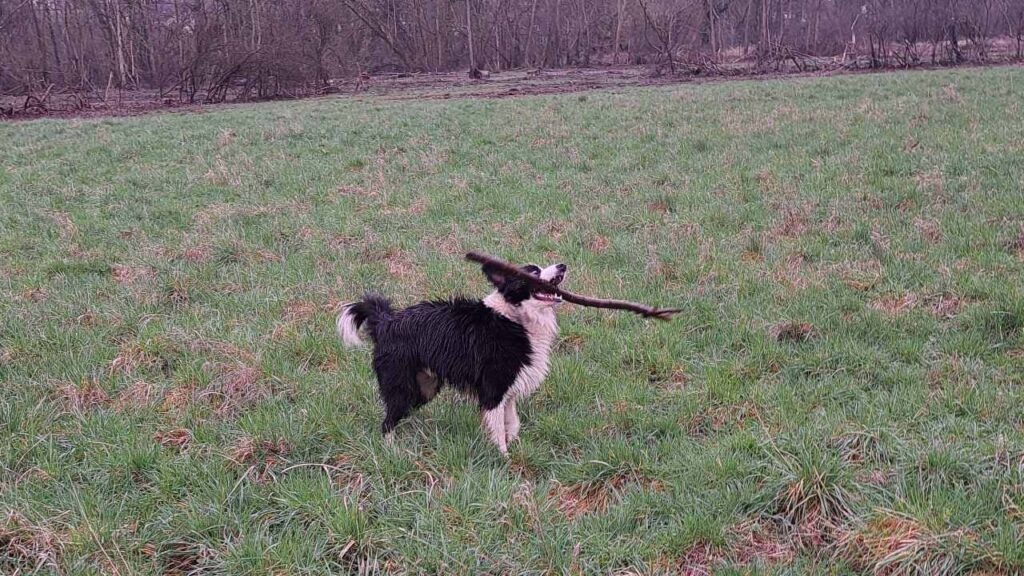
[337, 294, 393, 347]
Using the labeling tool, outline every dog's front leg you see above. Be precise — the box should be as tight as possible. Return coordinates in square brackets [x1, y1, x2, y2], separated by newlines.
[482, 401, 508, 456]
[503, 399, 520, 444]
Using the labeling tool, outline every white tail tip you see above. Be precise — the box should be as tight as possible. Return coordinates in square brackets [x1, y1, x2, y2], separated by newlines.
[337, 304, 365, 347]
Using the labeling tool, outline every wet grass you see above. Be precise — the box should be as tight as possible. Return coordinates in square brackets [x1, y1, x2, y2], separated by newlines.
[1, 65, 1023, 574]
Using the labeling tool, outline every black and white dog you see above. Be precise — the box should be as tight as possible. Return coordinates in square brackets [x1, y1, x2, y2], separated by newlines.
[337, 261, 567, 455]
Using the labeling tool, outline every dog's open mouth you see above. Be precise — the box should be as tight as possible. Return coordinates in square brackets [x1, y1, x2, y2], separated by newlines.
[534, 292, 562, 303]
[534, 270, 564, 303]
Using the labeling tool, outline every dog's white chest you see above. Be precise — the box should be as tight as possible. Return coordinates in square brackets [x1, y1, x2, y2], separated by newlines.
[510, 311, 558, 400]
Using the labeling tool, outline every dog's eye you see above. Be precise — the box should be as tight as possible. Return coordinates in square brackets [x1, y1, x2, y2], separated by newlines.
[521, 264, 541, 276]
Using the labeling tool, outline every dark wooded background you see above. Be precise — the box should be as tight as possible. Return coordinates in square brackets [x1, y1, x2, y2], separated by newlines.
[2, 0, 1021, 103]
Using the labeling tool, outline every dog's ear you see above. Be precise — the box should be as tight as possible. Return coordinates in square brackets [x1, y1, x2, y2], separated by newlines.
[481, 263, 507, 288]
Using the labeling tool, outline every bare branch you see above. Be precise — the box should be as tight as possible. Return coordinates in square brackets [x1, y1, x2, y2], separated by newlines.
[465, 251, 683, 321]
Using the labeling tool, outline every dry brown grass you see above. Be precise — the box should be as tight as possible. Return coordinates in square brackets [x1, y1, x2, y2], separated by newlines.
[203, 155, 246, 187]
[551, 481, 617, 520]
[109, 342, 169, 377]
[0, 511, 66, 574]
[165, 279, 191, 307]
[1005, 224, 1024, 259]
[178, 336, 265, 414]
[19, 287, 48, 303]
[272, 299, 318, 341]
[930, 294, 964, 319]
[113, 380, 157, 412]
[823, 210, 842, 233]
[727, 519, 796, 567]
[160, 384, 195, 413]
[685, 402, 761, 437]
[769, 253, 816, 292]
[59, 377, 109, 414]
[226, 436, 291, 482]
[419, 228, 463, 255]
[769, 321, 815, 343]
[856, 468, 895, 487]
[382, 248, 425, 289]
[832, 259, 883, 291]
[896, 198, 917, 212]
[216, 128, 235, 147]
[182, 244, 212, 263]
[407, 197, 429, 216]
[665, 366, 690, 390]
[227, 436, 289, 465]
[942, 83, 963, 102]
[111, 265, 155, 285]
[555, 334, 585, 355]
[659, 541, 719, 576]
[913, 217, 944, 244]
[200, 363, 267, 417]
[187, 337, 257, 363]
[282, 299, 318, 322]
[335, 184, 376, 199]
[46, 210, 77, 241]
[588, 234, 610, 253]
[155, 539, 214, 576]
[772, 205, 812, 238]
[870, 226, 892, 252]
[870, 292, 919, 317]
[547, 473, 661, 521]
[832, 512, 984, 574]
[153, 428, 193, 451]
[915, 169, 947, 200]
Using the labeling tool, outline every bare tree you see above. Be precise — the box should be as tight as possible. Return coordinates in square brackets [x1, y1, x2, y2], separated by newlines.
[2, 0, 1020, 104]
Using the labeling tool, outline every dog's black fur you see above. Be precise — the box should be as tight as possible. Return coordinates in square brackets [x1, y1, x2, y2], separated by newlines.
[338, 262, 566, 448]
[344, 294, 533, 433]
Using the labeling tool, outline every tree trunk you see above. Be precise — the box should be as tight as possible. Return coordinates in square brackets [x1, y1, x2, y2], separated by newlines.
[466, 0, 476, 70]
[615, 0, 626, 63]
[525, 0, 539, 66]
[29, 1, 51, 85]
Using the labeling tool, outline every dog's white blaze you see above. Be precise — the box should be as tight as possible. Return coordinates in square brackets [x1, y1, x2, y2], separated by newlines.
[509, 305, 557, 401]
[337, 304, 365, 347]
[483, 262, 563, 404]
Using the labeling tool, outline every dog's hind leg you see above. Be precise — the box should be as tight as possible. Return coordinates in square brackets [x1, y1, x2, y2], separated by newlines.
[374, 358, 420, 441]
[416, 368, 441, 402]
[382, 400, 411, 436]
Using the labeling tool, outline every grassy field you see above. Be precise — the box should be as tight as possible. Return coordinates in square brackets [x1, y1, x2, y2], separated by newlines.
[2, 66, 1023, 575]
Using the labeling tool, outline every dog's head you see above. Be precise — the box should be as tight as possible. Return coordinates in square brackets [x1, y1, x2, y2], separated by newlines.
[482, 261, 567, 310]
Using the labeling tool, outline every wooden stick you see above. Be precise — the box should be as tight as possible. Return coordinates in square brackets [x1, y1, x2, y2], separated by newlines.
[465, 251, 683, 321]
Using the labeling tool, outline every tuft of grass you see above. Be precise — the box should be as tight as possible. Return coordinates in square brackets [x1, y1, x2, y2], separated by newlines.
[833, 510, 992, 574]
[756, 434, 857, 548]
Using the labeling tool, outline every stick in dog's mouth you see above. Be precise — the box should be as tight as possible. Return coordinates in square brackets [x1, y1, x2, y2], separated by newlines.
[533, 268, 564, 303]
[465, 251, 682, 320]
[534, 292, 562, 303]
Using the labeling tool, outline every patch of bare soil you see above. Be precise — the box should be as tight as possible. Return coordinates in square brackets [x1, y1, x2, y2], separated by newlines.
[4, 60, 1022, 121]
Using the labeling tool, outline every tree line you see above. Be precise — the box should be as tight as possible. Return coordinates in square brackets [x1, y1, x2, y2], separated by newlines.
[2, 0, 1022, 103]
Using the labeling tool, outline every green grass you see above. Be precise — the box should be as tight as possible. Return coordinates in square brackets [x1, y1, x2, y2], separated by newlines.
[2, 66, 1023, 575]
